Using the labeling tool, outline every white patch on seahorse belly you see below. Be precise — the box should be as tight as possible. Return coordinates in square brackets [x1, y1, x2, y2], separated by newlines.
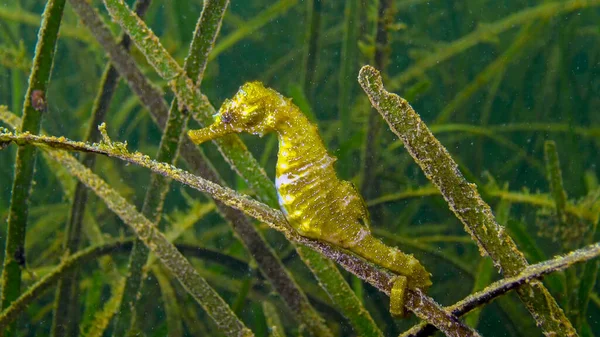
[276, 173, 299, 188]
[277, 191, 289, 216]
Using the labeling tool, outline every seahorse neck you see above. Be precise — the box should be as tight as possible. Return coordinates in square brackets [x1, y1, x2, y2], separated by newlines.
[274, 107, 331, 176]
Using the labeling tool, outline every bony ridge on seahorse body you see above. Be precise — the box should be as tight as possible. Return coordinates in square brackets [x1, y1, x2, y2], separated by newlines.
[188, 82, 431, 316]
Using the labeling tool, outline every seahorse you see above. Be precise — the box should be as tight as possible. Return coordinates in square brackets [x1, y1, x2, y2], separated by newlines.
[188, 82, 431, 316]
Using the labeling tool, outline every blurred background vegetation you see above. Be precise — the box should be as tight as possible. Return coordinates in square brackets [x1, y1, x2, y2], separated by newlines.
[0, 0, 599, 336]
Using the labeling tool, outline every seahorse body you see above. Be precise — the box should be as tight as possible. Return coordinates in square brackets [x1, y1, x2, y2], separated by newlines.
[188, 82, 431, 309]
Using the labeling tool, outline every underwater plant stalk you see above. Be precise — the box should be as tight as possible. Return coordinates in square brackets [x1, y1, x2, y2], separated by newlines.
[361, 0, 394, 199]
[112, 1, 228, 335]
[262, 301, 286, 337]
[3, 131, 255, 337]
[51, 2, 152, 336]
[0, 1, 66, 336]
[401, 241, 600, 337]
[301, 0, 322, 98]
[358, 65, 577, 336]
[337, 0, 359, 177]
[0, 240, 133, 331]
[101, 0, 281, 204]
[545, 141, 568, 227]
[0, 233, 261, 332]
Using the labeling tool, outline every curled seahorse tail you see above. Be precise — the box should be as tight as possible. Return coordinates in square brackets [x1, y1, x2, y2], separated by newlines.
[348, 234, 431, 290]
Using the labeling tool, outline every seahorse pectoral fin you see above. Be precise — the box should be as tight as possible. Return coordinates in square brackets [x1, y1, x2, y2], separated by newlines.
[188, 123, 235, 144]
[390, 275, 408, 317]
[357, 197, 371, 228]
[340, 181, 371, 228]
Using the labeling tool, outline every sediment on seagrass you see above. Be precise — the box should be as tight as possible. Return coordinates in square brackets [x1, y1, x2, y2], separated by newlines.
[401, 241, 600, 337]
[0, 236, 264, 333]
[0, 131, 253, 337]
[52, 2, 152, 336]
[1, 2, 66, 337]
[0, 128, 479, 337]
[112, 1, 226, 335]
[358, 65, 576, 336]
[67, 1, 335, 335]
[100, 1, 385, 335]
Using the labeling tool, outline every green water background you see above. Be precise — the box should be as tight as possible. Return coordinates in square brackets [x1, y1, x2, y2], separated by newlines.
[0, 0, 599, 336]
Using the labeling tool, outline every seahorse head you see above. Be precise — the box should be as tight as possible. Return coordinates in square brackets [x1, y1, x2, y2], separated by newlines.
[188, 82, 285, 144]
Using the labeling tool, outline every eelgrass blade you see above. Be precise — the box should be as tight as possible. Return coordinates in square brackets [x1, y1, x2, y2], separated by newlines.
[401, 241, 600, 337]
[301, 0, 322, 99]
[0, 240, 133, 331]
[153, 266, 184, 337]
[358, 65, 577, 337]
[1, 134, 254, 337]
[360, 0, 394, 199]
[1, 1, 66, 336]
[51, 1, 152, 336]
[337, 0, 359, 178]
[262, 301, 286, 337]
[544, 141, 569, 230]
[0, 6, 94, 44]
[113, 1, 228, 335]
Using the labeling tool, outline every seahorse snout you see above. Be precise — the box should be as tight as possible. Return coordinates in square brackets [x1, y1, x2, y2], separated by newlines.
[188, 122, 235, 144]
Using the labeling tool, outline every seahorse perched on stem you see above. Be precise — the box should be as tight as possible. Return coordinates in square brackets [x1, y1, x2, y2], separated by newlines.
[188, 82, 431, 315]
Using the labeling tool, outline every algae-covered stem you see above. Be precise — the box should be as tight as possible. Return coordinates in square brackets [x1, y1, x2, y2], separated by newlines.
[1, 1, 66, 336]
[358, 65, 577, 336]
[402, 241, 600, 337]
[52, 1, 152, 336]
[0, 127, 254, 337]
[112, 0, 229, 335]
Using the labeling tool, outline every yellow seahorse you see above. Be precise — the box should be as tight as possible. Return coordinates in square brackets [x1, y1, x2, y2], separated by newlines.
[188, 82, 431, 316]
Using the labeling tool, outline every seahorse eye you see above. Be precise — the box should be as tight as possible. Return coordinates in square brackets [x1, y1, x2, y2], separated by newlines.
[220, 111, 233, 123]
